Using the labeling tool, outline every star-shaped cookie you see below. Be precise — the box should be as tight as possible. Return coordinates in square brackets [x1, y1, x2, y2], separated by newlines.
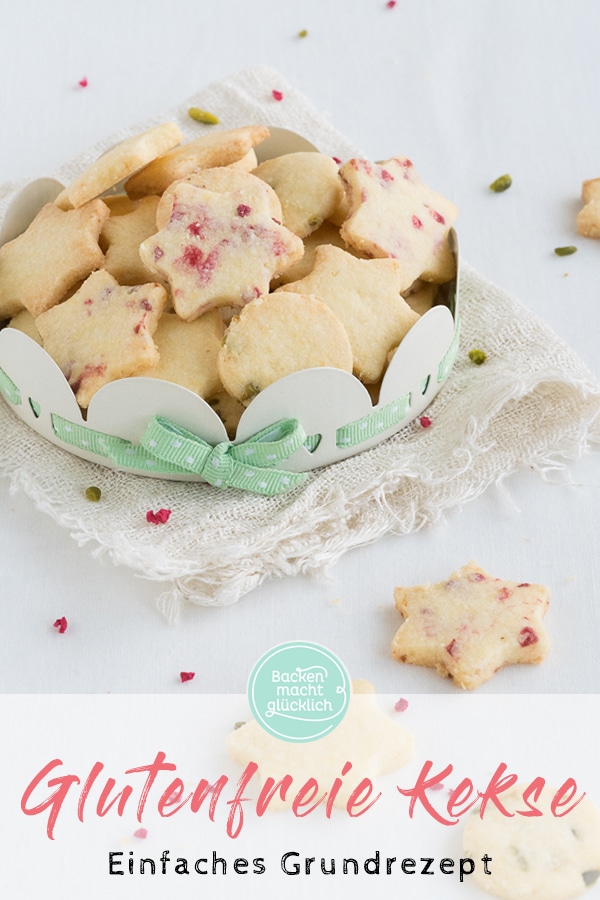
[0, 200, 109, 320]
[100, 195, 160, 285]
[277, 244, 420, 383]
[391, 562, 550, 690]
[227, 680, 414, 813]
[139, 181, 304, 321]
[36, 269, 167, 408]
[339, 156, 458, 284]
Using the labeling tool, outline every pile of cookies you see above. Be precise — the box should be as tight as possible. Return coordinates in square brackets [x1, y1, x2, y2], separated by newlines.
[0, 121, 458, 435]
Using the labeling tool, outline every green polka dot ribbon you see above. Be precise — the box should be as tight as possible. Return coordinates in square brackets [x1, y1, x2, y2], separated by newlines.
[336, 392, 412, 448]
[52, 413, 310, 496]
[438, 315, 461, 382]
[138, 415, 310, 494]
[0, 366, 21, 406]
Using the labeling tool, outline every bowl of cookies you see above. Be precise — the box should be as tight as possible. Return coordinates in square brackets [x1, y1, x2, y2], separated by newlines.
[0, 123, 459, 495]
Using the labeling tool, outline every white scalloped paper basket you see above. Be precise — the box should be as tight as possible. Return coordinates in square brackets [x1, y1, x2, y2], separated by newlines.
[0, 129, 460, 486]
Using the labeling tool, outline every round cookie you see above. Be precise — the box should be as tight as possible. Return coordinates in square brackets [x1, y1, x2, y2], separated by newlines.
[124, 125, 270, 199]
[54, 122, 183, 209]
[462, 783, 600, 899]
[254, 151, 346, 238]
[217, 291, 353, 404]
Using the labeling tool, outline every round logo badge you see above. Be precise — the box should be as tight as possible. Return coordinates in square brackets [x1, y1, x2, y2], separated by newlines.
[248, 641, 351, 743]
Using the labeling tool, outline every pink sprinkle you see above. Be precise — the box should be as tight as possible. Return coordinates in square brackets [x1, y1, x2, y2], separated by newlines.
[237, 204, 252, 217]
[386, 0, 397, 7]
[517, 583, 530, 588]
[518, 627, 538, 647]
[394, 697, 409, 712]
[428, 782, 445, 791]
[498, 587, 512, 601]
[419, 416, 432, 428]
[272, 89, 284, 102]
[146, 508, 172, 525]
[429, 208, 446, 225]
[445, 638, 458, 658]
[412, 215, 424, 230]
[53, 617, 68, 634]
[332, 156, 342, 165]
[78, 77, 88, 88]
[133, 828, 148, 839]
[180, 671, 195, 683]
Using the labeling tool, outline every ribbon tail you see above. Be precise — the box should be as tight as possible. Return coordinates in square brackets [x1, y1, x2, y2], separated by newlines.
[228, 461, 308, 495]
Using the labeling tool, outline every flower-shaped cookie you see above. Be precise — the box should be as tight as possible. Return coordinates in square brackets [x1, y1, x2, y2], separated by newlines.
[139, 181, 304, 321]
[391, 562, 550, 689]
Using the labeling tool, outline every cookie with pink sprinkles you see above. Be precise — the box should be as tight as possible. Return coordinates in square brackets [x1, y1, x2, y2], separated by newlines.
[35, 269, 168, 408]
[139, 180, 304, 321]
[391, 562, 550, 689]
[339, 156, 458, 286]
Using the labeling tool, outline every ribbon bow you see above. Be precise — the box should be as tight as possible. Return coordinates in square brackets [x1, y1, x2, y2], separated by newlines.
[52, 414, 309, 496]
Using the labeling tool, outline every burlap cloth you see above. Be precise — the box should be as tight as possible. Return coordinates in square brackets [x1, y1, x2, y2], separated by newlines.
[1, 66, 599, 621]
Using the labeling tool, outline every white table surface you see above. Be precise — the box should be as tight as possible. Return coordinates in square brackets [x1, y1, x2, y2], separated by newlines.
[1, 0, 600, 695]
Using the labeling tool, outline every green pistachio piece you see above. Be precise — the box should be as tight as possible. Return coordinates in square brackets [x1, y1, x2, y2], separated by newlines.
[468, 349, 487, 366]
[489, 174, 512, 193]
[554, 245, 577, 256]
[241, 383, 261, 402]
[85, 486, 102, 502]
[188, 107, 219, 125]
